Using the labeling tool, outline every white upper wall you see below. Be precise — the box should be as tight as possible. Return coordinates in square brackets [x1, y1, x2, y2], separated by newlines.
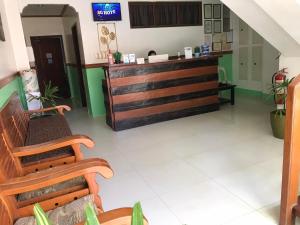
[22, 17, 66, 46]
[0, 0, 29, 78]
[21, 16, 78, 63]
[18, 0, 220, 64]
[0, 1, 17, 78]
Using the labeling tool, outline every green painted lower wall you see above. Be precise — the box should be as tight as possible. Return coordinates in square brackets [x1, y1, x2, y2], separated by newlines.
[236, 87, 273, 103]
[83, 67, 106, 117]
[218, 54, 233, 99]
[219, 54, 233, 82]
[218, 54, 271, 102]
[0, 76, 27, 109]
[66, 65, 82, 108]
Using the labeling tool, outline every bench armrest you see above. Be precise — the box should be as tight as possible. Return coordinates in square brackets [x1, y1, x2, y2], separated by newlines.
[0, 158, 113, 196]
[27, 105, 71, 115]
[77, 208, 148, 225]
[13, 135, 94, 157]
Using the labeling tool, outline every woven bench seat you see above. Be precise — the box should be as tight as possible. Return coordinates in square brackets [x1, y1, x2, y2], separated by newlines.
[21, 114, 75, 165]
[25, 114, 72, 145]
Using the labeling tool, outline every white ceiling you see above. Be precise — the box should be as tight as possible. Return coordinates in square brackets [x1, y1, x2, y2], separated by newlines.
[253, 0, 300, 46]
[21, 4, 76, 17]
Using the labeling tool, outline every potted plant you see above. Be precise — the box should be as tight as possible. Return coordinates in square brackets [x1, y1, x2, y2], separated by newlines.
[28, 81, 60, 108]
[113, 51, 122, 64]
[194, 46, 200, 57]
[269, 69, 294, 139]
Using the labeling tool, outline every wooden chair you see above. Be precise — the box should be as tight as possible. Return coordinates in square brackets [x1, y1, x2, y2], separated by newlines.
[0, 123, 113, 211]
[0, 92, 94, 174]
[280, 75, 300, 225]
[0, 158, 147, 225]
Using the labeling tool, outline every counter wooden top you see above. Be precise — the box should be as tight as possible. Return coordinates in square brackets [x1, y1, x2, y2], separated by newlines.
[103, 51, 232, 70]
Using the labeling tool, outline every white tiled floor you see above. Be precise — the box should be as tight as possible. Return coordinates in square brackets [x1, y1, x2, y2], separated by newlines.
[65, 96, 292, 225]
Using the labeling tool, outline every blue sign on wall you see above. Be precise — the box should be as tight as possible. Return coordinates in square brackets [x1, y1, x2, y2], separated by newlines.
[92, 3, 122, 21]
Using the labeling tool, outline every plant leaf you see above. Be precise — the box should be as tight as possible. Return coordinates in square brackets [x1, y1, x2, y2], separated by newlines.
[85, 203, 100, 225]
[33, 203, 52, 225]
[131, 202, 144, 225]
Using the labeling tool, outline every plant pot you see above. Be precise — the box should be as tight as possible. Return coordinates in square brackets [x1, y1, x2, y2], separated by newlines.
[194, 52, 200, 58]
[270, 110, 285, 139]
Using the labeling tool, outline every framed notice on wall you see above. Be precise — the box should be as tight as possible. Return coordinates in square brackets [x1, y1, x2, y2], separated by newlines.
[204, 20, 212, 34]
[213, 20, 222, 33]
[213, 4, 221, 19]
[213, 42, 222, 52]
[204, 4, 212, 19]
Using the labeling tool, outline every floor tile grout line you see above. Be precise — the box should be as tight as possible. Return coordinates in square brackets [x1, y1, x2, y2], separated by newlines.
[128, 158, 185, 224]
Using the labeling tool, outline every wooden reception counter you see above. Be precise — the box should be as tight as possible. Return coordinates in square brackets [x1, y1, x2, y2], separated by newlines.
[103, 56, 220, 131]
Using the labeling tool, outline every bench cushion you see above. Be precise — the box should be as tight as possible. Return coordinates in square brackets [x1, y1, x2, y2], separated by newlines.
[26, 114, 72, 145]
[14, 195, 97, 225]
[17, 176, 87, 202]
[21, 114, 74, 165]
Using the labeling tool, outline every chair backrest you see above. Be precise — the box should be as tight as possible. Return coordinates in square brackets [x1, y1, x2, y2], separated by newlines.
[0, 92, 29, 148]
[0, 199, 12, 225]
[0, 121, 22, 182]
[280, 75, 300, 225]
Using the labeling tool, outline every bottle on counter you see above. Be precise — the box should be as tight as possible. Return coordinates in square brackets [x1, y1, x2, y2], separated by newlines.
[108, 50, 114, 65]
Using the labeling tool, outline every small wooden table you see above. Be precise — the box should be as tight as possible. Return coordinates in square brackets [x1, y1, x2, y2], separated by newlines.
[218, 83, 236, 105]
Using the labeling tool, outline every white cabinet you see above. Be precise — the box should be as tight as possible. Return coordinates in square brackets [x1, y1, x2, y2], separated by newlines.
[251, 46, 263, 81]
[239, 20, 249, 45]
[232, 15, 279, 93]
[239, 47, 249, 81]
[236, 19, 263, 91]
[252, 30, 263, 45]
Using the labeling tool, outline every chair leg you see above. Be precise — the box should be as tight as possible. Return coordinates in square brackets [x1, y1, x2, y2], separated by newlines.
[280, 146, 300, 225]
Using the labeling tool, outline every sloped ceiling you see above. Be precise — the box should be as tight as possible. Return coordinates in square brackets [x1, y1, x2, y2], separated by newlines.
[220, 0, 300, 57]
[253, 0, 300, 45]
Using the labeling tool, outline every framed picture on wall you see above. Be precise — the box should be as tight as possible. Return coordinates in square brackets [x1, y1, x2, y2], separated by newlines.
[212, 42, 222, 52]
[204, 20, 212, 34]
[213, 20, 222, 33]
[0, 14, 5, 41]
[204, 4, 212, 19]
[213, 4, 222, 19]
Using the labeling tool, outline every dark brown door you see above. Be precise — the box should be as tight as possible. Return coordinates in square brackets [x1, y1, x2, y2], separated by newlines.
[72, 25, 87, 106]
[31, 35, 70, 98]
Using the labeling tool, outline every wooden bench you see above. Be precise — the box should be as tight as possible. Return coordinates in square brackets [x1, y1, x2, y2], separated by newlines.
[0, 116, 112, 211]
[0, 158, 141, 225]
[218, 82, 236, 105]
[0, 92, 94, 174]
